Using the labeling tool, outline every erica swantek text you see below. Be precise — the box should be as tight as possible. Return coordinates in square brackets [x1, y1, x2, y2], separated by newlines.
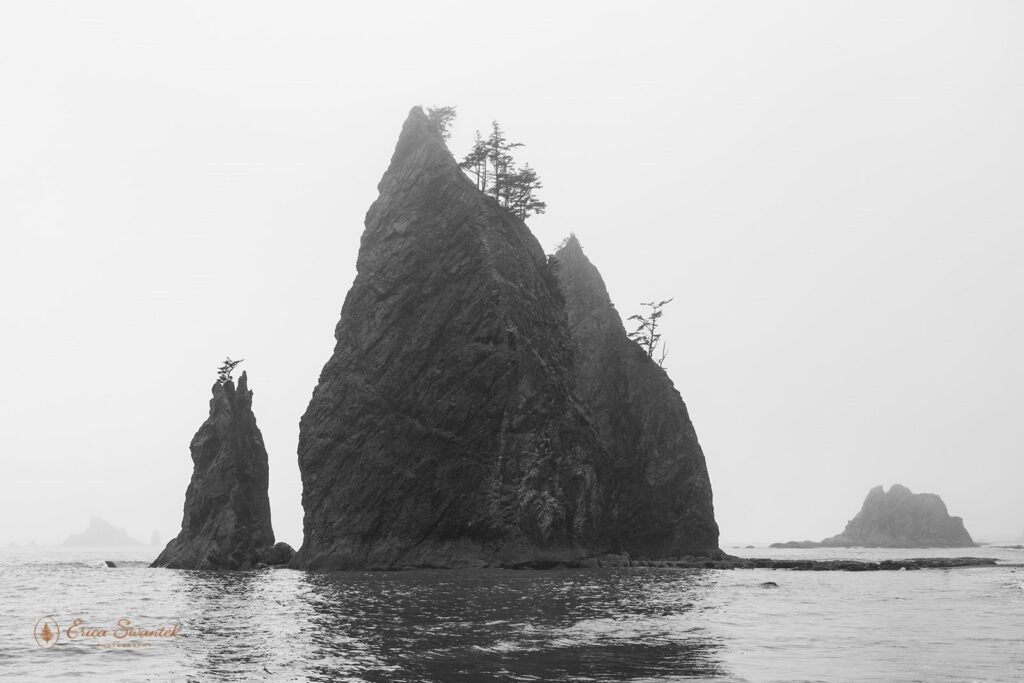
[34, 616, 183, 649]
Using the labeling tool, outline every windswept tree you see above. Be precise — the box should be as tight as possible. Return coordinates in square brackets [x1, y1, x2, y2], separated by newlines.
[217, 357, 245, 384]
[460, 130, 489, 191]
[505, 163, 547, 220]
[426, 105, 457, 140]
[459, 119, 546, 220]
[627, 299, 674, 368]
[484, 121, 523, 204]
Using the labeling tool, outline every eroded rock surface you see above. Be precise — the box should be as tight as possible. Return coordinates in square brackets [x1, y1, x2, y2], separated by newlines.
[153, 372, 293, 569]
[292, 107, 721, 570]
[553, 236, 719, 558]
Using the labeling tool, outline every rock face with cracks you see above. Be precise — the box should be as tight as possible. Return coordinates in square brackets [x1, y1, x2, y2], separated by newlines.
[292, 107, 720, 570]
[553, 236, 720, 558]
[152, 372, 293, 569]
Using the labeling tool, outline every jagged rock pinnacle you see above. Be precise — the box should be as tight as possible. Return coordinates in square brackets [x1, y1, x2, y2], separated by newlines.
[152, 371, 294, 569]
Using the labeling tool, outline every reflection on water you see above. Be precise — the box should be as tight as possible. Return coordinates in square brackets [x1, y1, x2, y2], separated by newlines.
[295, 570, 725, 682]
[176, 571, 275, 681]
[166, 567, 727, 681]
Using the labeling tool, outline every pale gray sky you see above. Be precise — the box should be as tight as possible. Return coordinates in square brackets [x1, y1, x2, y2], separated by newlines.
[2, 1, 1021, 548]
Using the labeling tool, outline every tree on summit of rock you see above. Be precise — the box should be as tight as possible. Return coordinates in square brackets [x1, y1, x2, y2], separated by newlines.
[217, 357, 244, 384]
[627, 299, 673, 368]
[426, 105, 457, 140]
[459, 120, 546, 220]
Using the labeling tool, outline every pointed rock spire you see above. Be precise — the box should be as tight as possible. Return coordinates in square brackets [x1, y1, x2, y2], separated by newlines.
[293, 109, 612, 570]
[152, 371, 293, 569]
[554, 236, 720, 558]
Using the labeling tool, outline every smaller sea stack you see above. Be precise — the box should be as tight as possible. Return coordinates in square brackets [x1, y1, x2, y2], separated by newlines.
[772, 484, 975, 548]
[152, 372, 293, 569]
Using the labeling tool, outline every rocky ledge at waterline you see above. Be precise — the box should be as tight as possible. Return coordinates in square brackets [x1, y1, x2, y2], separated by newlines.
[290, 107, 721, 570]
[634, 556, 999, 571]
[772, 484, 976, 549]
[152, 372, 294, 570]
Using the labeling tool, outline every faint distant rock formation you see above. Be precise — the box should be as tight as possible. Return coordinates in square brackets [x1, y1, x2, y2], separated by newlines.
[152, 372, 294, 569]
[63, 518, 144, 547]
[771, 484, 975, 548]
[150, 531, 161, 546]
[290, 107, 721, 570]
[769, 540, 821, 549]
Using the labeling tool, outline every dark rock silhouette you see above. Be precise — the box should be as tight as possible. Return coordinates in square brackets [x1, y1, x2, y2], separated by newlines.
[553, 236, 719, 558]
[63, 518, 144, 547]
[771, 484, 975, 548]
[291, 107, 720, 569]
[152, 372, 293, 569]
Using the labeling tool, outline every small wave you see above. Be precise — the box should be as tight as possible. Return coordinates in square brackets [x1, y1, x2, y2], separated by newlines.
[472, 640, 536, 654]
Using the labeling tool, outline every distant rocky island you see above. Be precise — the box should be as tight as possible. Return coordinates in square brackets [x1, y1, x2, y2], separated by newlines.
[64, 518, 145, 547]
[772, 484, 976, 548]
[289, 107, 720, 570]
[152, 372, 293, 569]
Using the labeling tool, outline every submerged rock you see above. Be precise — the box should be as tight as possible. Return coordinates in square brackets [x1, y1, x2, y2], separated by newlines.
[773, 484, 976, 549]
[152, 372, 288, 570]
[553, 236, 719, 558]
[291, 107, 721, 570]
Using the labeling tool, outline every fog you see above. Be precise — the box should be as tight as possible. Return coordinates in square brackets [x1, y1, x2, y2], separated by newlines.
[2, 1, 1021, 549]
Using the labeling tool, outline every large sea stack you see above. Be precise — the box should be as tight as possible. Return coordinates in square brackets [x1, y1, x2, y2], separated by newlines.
[152, 372, 293, 569]
[292, 107, 720, 569]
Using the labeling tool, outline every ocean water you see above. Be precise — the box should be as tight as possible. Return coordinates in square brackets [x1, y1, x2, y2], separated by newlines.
[2, 545, 1022, 682]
